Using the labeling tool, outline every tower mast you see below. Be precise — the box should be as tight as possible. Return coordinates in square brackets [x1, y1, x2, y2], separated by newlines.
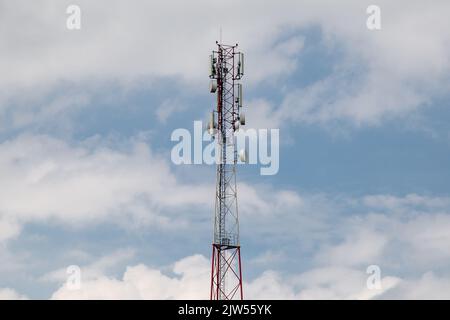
[208, 42, 245, 300]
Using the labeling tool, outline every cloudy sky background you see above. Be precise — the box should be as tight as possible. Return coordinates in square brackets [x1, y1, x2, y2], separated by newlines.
[1, 0, 450, 299]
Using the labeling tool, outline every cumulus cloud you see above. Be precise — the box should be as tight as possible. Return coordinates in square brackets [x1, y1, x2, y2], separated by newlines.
[0, 0, 305, 93]
[384, 272, 450, 299]
[155, 98, 187, 124]
[0, 218, 21, 242]
[0, 133, 308, 244]
[2, 1, 450, 299]
[48, 254, 401, 300]
[0, 288, 28, 300]
[40, 192, 450, 300]
[249, 193, 450, 299]
[3, 1, 449, 129]
[273, 0, 450, 126]
[40, 249, 136, 284]
[0, 136, 448, 299]
[0, 134, 211, 242]
[313, 194, 450, 271]
[51, 254, 210, 299]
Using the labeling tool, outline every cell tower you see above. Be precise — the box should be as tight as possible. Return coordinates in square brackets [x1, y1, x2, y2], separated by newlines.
[208, 42, 246, 300]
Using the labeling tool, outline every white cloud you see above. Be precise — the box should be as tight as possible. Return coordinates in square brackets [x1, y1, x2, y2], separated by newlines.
[291, 266, 400, 300]
[155, 98, 187, 124]
[40, 249, 136, 283]
[0, 0, 306, 95]
[42, 192, 450, 300]
[246, 193, 450, 299]
[245, 99, 282, 130]
[0, 218, 21, 242]
[0, 134, 212, 242]
[385, 272, 450, 299]
[274, 1, 450, 126]
[3, 1, 449, 129]
[0, 190, 448, 299]
[363, 193, 450, 211]
[316, 229, 388, 267]
[47, 252, 450, 300]
[245, 270, 300, 299]
[0, 133, 308, 244]
[307, 194, 450, 266]
[1, 1, 450, 300]
[49, 254, 402, 300]
[51, 254, 210, 299]
[0, 288, 28, 300]
[0, 137, 447, 299]
[0, 0, 300, 130]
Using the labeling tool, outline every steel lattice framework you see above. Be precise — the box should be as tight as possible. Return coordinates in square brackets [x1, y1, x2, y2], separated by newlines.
[209, 42, 244, 300]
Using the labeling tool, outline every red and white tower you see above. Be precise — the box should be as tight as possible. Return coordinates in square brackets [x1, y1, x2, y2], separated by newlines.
[208, 42, 245, 300]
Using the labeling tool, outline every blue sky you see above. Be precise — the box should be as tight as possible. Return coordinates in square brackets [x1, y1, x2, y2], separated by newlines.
[1, 0, 450, 299]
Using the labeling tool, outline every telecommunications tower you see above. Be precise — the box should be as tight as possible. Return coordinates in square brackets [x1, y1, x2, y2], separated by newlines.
[207, 42, 246, 300]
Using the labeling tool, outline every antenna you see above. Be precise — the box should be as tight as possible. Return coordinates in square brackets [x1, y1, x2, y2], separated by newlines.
[207, 42, 246, 300]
